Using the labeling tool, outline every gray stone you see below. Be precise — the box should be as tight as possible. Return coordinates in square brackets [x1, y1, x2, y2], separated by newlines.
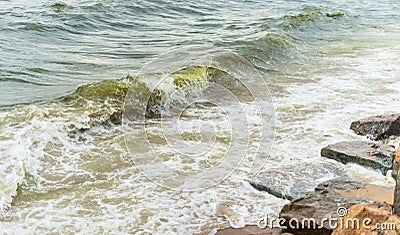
[249, 162, 349, 200]
[350, 114, 400, 140]
[321, 141, 395, 175]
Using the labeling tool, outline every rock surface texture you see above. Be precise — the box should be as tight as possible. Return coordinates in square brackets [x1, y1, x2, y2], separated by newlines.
[215, 226, 283, 235]
[394, 148, 400, 216]
[279, 178, 389, 235]
[249, 162, 348, 200]
[350, 114, 400, 140]
[332, 204, 400, 235]
[321, 141, 395, 175]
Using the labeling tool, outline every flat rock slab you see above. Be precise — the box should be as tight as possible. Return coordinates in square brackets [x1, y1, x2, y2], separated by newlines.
[350, 114, 400, 140]
[279, 178, 387, 235]
[321, 141, 395, 175]
[249, 162, 349, 200]
[335, 183, 394, 204]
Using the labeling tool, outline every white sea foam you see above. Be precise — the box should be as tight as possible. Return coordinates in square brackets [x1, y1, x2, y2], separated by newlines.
[1, 16, 400, 235]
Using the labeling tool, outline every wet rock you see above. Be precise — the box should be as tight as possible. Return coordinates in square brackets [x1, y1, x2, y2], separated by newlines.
[332, 204, 400, 235]
[392, 147, 400, 180]
[350, 114, 400, 140]
[67, 109, 124, 141]
[102, 110, 123, 126]
[394, 148, 400, 216]
[279, 178, 387, 235]
[321, 141, 395, 175]
[249, 162, 349, 200]
[215, 225, 282, 235]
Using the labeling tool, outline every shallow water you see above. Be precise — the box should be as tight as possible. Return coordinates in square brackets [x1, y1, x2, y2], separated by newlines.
[0, 0, 400, 234]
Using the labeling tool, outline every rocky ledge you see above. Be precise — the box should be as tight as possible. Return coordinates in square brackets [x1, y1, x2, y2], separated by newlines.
[350, 113, 400, 140]
[320, 141, 395, 175]
[279, 178, 393, 235]
[218, 178, 395, 235]
[249, 162, 349, 200]
[217, 114, 400, 235]
[332, 204, 400, 235]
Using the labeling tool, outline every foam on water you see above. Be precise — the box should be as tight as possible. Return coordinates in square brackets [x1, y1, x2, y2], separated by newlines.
[1, 44, 398, 232]
[0, 108, 286, 233]
[1, 1, 400, 233]
[0, 64, 277, 233]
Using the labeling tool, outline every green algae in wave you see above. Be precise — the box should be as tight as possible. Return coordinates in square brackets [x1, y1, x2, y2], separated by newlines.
[172, 66, 210, 88]
[235, 32, 299, 65]
[68, 66, 215, 105]
[49, 2, 69, 12]
[72, 78, 133, 104]
[49, 2, 67, 8]
[325, 13, 345, 19]
[283, 11, 324, 22]
[63, 75, 150, 133]
[280, 9, 346, 30]
[63, 66, 222, 134]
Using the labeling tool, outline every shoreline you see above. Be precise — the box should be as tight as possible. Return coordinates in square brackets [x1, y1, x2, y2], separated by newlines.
[216, 113, 400, 235]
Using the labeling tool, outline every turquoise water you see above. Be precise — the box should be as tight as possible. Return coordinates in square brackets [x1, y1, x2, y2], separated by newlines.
[0, 0, 400, 234]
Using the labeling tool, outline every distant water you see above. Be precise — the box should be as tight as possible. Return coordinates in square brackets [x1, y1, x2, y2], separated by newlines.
[1, 0, 400, 234]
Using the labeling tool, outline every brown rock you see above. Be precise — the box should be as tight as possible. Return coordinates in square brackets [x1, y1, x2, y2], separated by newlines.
[279, 178, 388, 235]
[392, 147, 400, 179]
[393, 148, 400, 177]
[321, 141, 395, 175]
[394, 148, 400, 216]
[215, 225, 282, 235]
[336, 184, 394, 205]
[350, 114, 400, 140]
[332, 204, 400, 235]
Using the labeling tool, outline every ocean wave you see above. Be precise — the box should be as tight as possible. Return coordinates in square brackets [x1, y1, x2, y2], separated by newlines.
[279, 8, 348, 31]
[62, 66, 228, 132]
[0, 77, 52, 86]
[0, 106, 62, 216]
[233, 32, 301, 71]
[0, 148, 25, 215]
[0, 63, 255, 215]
